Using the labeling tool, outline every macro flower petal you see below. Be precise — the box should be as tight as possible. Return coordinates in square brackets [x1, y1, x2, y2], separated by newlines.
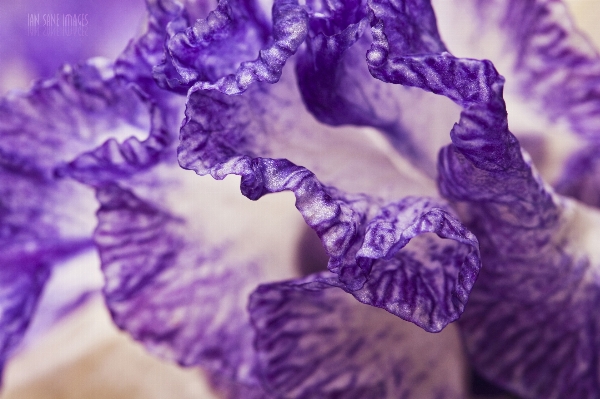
[425, 22, 600, 399]
[249, 273, 468, 398]
[432, 0, 600, 197]
[179, 58, 480, 331]
[0, 55, 161, 382]
[296, 0, 462, 175]
[155, 0, 308, 95]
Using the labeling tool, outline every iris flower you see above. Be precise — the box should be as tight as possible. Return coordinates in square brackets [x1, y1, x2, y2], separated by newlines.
[1, 0, 600, 398]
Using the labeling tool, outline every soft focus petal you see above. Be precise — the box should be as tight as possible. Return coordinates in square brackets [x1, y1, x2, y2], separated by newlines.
[0, 0, 144, 92]
[555, 144, 600, 208]
[0, 259, 50, 383]
[0, 56, 162, 380]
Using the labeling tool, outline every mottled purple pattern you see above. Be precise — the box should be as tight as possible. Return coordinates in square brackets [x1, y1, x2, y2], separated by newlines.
[0, 261, 50, 383]
[432, 0, 600, 207]
[192, 0, 308, 95]
[470, 0, 600, 139]
[361, 1, 600, 396]
[179, 76, 480, 331]
[555, 144, 600, 208]
[57, 5, 270, 386]
[11, 0, 600, 397]
[440, 109, 600, 397]
[0, 58, 156, 381]
[296, 0, 460, 175]
[249, 274, 467, 398]
[364, 0, 521, 175]
[93, 182, 258, 376]
[348, 198, 479, 331]
[153, 0, 270, 93]
[154, 0, 307, 95]
[368, 0, 445, 57]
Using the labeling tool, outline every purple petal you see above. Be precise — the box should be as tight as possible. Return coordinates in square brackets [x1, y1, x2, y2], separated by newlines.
[555, 144, 600, 208]
[0, 60, 149, 264]
[433, 0, 600, 139]
[153, 0, 270, 93]
[154, 0, 307, 95]
[440, 131, 600, 397]
[439, 109, 600, 397]
[362, 2, 600, 395]
[178, 62, 480, 331]
[0, 261, 50, 384]
[58, 1, 185, 186]
[249, 274, 468, 398]
[94, 182, 258, 371]
[417, 20, 600, 399]
[84, 160, 309, 395]
[0, 52, 160, 382]
[348, 198, 480, 332]
[432, 0, 600, 195]
[296, 1, 461, 175]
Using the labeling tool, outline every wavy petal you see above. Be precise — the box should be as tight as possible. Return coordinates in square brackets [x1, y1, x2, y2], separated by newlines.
[432, 0, 600, 190]
[179, 58, 480, 330]
[77, 158, 308, 396]
[361, 1, 600, 396]
[432, 0, 600, 139]
[154, 0, 307, 95]
[0, 56, 155, 382]
[249, 274, 468, 398]
[439, 103, 600, 398]
[295, 0, 462, 175]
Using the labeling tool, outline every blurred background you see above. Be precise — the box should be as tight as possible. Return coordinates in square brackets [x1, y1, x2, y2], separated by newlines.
[0, 0, 598, 398]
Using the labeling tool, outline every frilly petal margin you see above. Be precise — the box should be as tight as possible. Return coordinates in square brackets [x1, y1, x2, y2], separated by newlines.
[249, 273, 468, 399]
[437, 82, 600, 397]
[439, 0, 600, 139]
[431, 0, 600, 205]
[154, 0, 308, 95]
[362, 1, 600, 396]
[438, 88, 600, 397]
[57, 0, 184, 185]
[178, 81, 480, 331]
[0, 57, 160, 382]
[153, 0, 270, 93]
[192, 0, 308, 95]
[295, 0, 462, 176]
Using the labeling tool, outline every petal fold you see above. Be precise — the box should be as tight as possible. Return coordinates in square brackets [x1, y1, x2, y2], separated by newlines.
[249, 274, 468, 398]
